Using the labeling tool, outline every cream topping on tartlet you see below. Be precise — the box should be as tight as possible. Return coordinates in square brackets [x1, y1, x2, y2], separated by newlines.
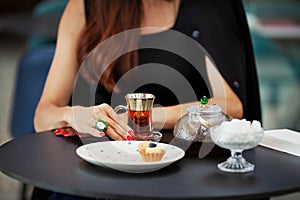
[145, 143, 162, 153]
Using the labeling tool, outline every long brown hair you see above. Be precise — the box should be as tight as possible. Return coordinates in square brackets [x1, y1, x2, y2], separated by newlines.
[77, 0, 143, 92]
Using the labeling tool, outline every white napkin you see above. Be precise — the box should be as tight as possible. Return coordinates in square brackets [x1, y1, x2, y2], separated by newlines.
[259, 129, 300, 157]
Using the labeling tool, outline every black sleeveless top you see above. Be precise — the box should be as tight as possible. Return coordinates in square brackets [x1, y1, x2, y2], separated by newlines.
[77, 0, 261, 122]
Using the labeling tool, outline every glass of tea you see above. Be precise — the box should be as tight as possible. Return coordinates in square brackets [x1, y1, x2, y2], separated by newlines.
[114, 93, 162, 141]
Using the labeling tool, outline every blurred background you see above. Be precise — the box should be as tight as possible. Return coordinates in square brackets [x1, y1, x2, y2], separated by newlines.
[0, 0, 299, 199]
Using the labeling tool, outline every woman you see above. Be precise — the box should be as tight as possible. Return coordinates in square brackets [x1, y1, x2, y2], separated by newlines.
[32, 0, 261, 199]
[34, 0, 260, 141]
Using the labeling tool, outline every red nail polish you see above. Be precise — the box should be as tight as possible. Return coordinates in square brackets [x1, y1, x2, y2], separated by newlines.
[126, 135, 134, 141]
[62, 131, 69, 136]
[128, 130, 135, 137]
[54, 128, 61, 135]
[99, 132, 105, 137]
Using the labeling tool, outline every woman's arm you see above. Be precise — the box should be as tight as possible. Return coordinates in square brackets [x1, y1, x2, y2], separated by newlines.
[34, 0, 85, 132]
[34, 0, 131, 140]
[153, 85, 243, 130]
[153, 57, 243, 130]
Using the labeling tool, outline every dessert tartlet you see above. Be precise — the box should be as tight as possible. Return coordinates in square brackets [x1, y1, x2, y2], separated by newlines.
[138, 142, 165, 162]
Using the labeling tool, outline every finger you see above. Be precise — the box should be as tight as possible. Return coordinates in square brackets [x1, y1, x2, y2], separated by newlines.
[105, 127, 124, 141]
[85, 126, 106, 138]
[93, 118, 125, 140]
[53, 127, 75, 137]
[105, 119, 128, 139]
[63, 127, 79, 137]
[94, 104, 129, 139]
[115, 113, 135, 137]
[100, 105, 135, 139]
[84, 119, 111, 138]
[105, 117, 135, 140]
[53, 128, 62, 135]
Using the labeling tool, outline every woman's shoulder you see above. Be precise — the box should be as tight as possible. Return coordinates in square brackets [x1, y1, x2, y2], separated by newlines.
[58, 0, 85, 36]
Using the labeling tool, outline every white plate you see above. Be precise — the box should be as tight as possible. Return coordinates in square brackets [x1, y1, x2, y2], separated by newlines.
[76, 141, 185, 173]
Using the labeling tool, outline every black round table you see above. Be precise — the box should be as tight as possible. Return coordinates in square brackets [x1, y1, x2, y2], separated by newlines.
[0, 131, 300, 199]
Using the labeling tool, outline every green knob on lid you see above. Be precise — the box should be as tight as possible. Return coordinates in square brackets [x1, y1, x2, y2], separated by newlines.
[200, 96, 208, 105]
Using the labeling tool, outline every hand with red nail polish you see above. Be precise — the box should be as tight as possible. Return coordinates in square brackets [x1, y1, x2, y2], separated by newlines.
[53, 128, 78, 137]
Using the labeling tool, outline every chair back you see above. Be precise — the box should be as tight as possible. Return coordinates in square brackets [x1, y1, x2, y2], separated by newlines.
[10, 45, 55, 137]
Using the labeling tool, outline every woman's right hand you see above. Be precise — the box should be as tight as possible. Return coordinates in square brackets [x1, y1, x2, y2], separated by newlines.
[66, 103, 134, 140]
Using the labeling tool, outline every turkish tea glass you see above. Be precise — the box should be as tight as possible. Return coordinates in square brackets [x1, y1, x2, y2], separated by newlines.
[114, 93, 162, 142]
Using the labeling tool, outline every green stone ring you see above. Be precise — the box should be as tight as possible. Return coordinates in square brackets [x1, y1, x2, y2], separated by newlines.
[200, 96, 209, 105]
[95, 120, 109, 132]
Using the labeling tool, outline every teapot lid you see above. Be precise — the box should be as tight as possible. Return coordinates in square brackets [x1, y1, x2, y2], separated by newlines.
[187, 104, 222, 115]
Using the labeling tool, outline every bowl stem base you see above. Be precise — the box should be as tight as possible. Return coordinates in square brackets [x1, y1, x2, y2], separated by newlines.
[217, 150, 254, 173]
